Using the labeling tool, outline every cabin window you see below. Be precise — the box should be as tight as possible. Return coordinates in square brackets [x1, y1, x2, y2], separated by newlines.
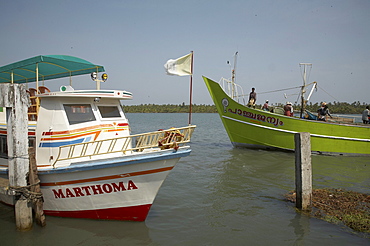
[98, 106, 122, 118]
[63, 104, 96, 125]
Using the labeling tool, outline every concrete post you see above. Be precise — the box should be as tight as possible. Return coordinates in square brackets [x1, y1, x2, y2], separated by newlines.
[294, 132, 312, 211]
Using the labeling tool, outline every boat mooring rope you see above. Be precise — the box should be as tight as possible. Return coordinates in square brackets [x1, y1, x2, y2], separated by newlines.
[8, 181, 44, 203]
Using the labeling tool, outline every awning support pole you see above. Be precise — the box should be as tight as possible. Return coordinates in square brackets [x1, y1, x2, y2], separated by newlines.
[36, 63, 39, 93]
[96, 67, 100, 90]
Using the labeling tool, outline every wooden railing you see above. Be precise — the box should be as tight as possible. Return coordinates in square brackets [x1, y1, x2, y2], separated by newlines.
[52, 125, 196, 167]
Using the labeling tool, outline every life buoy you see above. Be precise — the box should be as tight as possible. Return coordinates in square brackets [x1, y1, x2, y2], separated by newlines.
[158, 128, 184, 150]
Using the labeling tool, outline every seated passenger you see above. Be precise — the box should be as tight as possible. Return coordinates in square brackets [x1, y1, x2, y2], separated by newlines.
[284, 102, 293, 117]
[262, 100, 269, 111]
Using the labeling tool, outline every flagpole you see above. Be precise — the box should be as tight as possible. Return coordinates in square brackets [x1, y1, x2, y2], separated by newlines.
[188, 51, 194, 125]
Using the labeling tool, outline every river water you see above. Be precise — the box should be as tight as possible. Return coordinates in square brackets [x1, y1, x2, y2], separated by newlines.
[1, 113, 369, 245]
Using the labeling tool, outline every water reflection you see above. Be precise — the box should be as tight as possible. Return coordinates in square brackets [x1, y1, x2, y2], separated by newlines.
[0, 203, 151, 246]
[288, 213, 311, 245]
[205, 148, 296, 229]
[51, 217, 151, 243]
[203, 146, 369, 243]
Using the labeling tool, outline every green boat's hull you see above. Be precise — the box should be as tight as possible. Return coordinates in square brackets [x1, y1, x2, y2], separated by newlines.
[203, 76, 370, 156]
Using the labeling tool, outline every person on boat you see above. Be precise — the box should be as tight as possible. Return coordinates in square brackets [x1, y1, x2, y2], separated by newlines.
[283, 102, 294, 117]
[362, 106, 370, 124]
[317, 102, 332, 121]
[247, 87, 256, 108]
[262, 100, 269, 111]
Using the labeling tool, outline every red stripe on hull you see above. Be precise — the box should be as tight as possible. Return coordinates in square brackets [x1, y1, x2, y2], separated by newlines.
[43, 204, 152, 221]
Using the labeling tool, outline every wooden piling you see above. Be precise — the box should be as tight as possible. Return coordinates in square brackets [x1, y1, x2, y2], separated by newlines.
[0, 84, 32, 230]
[294, 132, 312, 211]
[29, 147, 46, 227]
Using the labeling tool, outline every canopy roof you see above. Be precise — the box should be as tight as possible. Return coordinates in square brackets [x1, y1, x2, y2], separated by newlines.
[0, 55, 105, 84]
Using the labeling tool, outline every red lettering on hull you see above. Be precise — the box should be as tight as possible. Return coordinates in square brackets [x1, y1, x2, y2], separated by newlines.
[51, 180, 138, 199]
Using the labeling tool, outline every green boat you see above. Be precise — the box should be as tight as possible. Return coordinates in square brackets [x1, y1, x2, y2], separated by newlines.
[203, 64, 370, 156]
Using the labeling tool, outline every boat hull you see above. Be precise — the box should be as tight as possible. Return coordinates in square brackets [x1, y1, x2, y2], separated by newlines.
[203, 76, 370, 156]
[1, 147, 191, 221]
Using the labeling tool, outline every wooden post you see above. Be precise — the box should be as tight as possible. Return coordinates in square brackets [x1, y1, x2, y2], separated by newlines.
[0, 84, 32, 230]
[294, 132, 312, 211]
[29, 147, 46, 227]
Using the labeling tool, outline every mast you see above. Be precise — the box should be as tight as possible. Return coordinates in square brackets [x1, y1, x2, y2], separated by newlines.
[299, 63, 312, 118]
[231, 51, 238, 99]
[188, 51, 194, 125]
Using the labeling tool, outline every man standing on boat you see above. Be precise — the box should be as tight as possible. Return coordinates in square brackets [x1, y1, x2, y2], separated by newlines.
[248, 88, 257, 108]
[362, 106, 369, 124]
[317, 102, 332, 121]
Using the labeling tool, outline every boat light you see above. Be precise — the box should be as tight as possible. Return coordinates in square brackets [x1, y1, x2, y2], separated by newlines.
[60, 85, 74, 92]
[91, 72, 97, 80]
[102, 73, 108, 82]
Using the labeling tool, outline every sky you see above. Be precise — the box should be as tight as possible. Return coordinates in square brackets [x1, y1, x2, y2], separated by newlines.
[1, 0, 369, 106]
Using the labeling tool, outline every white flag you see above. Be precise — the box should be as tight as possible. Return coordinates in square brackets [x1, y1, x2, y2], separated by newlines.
[164, 53, 193, 76]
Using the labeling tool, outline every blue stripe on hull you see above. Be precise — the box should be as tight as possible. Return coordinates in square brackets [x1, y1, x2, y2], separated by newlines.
[39, 136, 92, 147]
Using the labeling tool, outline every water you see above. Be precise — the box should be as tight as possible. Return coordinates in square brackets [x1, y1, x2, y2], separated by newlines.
[1, 113, 369, 245]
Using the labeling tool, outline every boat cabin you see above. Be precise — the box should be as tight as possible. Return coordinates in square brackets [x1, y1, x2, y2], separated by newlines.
[35, 88, 132, 167]
[0, 55, 133, 167]
[0, 85, 133, 167]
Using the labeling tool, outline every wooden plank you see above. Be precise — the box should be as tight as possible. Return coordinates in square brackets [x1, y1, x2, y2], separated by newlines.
[28, 147, 46, 227]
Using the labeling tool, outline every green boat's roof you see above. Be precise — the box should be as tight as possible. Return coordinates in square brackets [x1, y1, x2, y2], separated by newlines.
[0, 55, 105, 84]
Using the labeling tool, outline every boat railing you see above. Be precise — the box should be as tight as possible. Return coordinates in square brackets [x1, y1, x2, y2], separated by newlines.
[52, 125, 196, 167]
[219, 77, 246, 104]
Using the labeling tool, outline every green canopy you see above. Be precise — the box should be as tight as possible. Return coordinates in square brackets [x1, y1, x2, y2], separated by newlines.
[0, 55, 105, 84]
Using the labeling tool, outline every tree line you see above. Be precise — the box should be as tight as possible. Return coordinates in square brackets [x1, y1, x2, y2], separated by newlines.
[123, 103, 217, 113]
[305, 101, 368, 114]
[123, 101, 368, 114]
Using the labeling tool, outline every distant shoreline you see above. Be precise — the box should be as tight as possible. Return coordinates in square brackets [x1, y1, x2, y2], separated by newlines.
[123, 102, 368, 114]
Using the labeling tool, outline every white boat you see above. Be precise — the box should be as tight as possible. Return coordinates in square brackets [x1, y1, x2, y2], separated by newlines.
[0, 55, 196, 221]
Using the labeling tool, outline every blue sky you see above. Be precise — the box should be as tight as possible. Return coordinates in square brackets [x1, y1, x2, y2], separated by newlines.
[1, 0, 369, 106]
